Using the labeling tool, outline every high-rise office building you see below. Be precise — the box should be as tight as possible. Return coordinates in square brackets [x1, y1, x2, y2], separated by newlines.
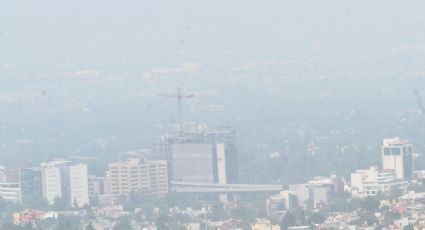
[42, 165, 63, 204]
[382, 137, 413, 180]
[19, 167, 43, 207]
[154, 123, 238, 184]
[69, 164, 89, 207]
[108, 158, 168, 203]
[41, 160, 89, 207]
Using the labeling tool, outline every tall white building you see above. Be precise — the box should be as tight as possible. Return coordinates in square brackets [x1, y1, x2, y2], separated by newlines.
[70, 164, 89, 207]
[41, 160, 89, 207]
[382, 137, 413, 180]
[42, 164, 63, 204]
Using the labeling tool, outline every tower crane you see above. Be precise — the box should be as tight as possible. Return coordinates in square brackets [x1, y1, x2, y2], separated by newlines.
[159, 87, 194, 127]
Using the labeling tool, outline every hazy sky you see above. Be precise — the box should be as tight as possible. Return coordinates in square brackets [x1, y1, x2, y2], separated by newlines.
[1, 0, 425, 168]
[2, 0, 425, 62]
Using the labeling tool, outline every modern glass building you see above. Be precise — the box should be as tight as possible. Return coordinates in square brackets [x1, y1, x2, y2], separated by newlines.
[19, 167, 43, 207]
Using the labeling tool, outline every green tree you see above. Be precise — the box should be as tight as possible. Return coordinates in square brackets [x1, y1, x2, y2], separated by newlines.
[114, 216, 132, 230]
[156, 214, 185, 230]
[0, 223, 25, 229]
[0, 198, 22, 223]
[382, 210, 401, 226]
[280, 211, 296, 230]
[210, 202, 226, 221]
[361, 197, 380, 212]
[404, 224, 414, 230]
[358, 211, 378, 225]
[85, 223, 95, 230]
[23, 223, 33, 230]
[89, 194, 100, 207]
[51, 197, 69, 211]
[307, 212, 325, 224]
[293, 208, 307, 225]
[232, 206, 256, 225]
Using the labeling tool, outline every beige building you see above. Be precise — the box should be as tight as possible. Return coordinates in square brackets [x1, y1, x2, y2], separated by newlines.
[108, 158, 168, 202]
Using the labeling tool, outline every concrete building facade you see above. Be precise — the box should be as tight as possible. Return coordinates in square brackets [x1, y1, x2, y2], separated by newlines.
[0, 183, 20, 203]
[154, 123, 238, 185]
[382, 137, 413, 180]
[350, 166, 408, 197]
[108, 158, 168, 202]
[42, 165, 62, 204]
[69, 164, 90, 207]
[41, 160, 89, 207]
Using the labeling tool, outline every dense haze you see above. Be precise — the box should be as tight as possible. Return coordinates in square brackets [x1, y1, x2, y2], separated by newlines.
[1, 0, 425, 183]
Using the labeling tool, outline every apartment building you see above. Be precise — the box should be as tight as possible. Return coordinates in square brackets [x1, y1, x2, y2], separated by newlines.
[108, 158, 168, 202]
[351, 166, 408, 197]
[0, 183, 20, 203]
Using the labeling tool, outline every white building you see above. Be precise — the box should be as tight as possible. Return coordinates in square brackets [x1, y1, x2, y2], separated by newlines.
[42, 165, 63, 204]
[41, 160, 89, 207]
[155, 123, 238, 185]
[289, 184, 310, 206]
[70, 164, 89, 207]
[287, 176, 339, 208]
[267, 190, 297, 218]
[0, 183, 20, 203]
[173, 143, 215, 183]
[350, 166, 408, 197]
[310, 186, 329, 207]
[382, 137, 413, 180]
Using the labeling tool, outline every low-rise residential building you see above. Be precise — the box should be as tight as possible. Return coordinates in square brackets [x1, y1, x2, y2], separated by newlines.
[88, 175, 111, 206]
[288, 176, 340, 208]
[350, 166, 408, 197]
[0, 183, 20, 203]
[267, 190, 296, 218]
[13, 210, 46, 225]
[252, 219, 281, 230]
